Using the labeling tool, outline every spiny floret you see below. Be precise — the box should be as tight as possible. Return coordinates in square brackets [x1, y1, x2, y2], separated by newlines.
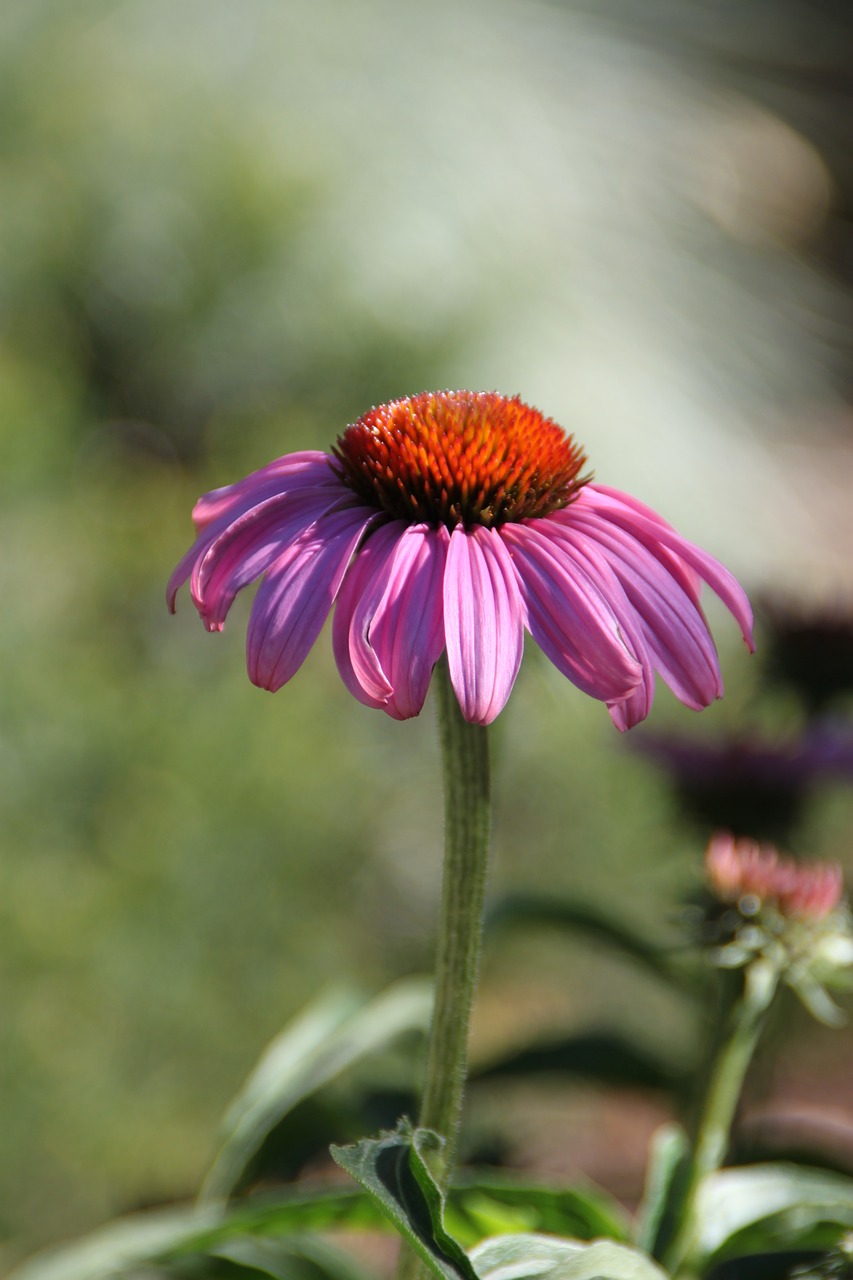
[333, 390, 590, 529]
[706, 832, 844, 920]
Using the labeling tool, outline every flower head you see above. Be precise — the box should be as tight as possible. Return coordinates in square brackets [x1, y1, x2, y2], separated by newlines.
[761, 596, 853, 714]
[705, 832, 844, 921]
[634, 728, 853, 842]
[702, 832, 853, 1024]
[168, 390, 754, 727]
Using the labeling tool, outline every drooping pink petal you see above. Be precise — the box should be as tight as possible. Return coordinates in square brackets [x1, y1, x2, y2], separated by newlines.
[444, 526, 525, 725]
[578, 486, 755, 649]
[561, 487, 703, 606]
[543, 524, 658, 730]
[168, 538, 215, 615]
[560, 511, 724, 709]
[192, 489, 351, 629]
[167, 459, 348, 613]
[247, 506, 377, 691]
[588, 484, 677, 530]
[368, 524, 449, 720]
[501, 522, 642, 703]
[192, 453, 340, 530]
[332, 522, 404, 710]
[607, 679, 654, 732]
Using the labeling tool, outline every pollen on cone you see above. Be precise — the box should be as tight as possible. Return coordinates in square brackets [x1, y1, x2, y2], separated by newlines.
[333, 390, 589, 529]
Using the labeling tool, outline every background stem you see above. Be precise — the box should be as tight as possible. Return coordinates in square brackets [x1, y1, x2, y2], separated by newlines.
[662, 958, 780, 1275]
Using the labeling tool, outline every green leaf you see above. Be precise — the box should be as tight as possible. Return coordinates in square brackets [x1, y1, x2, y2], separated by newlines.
[206, 1235, 373, 1280]
[6, 1207, 223, 1280]
[695, 1163, 853, 1264]
[6, 1189, 385, 1280]
[486, 895, 690, 990]
[167, 1186, 386, 1250]
[470, 1234, 669, 1280]
[633, 1124, 692, 1260]
[449, 1176, 630, 1247]
[331, 1122, 478, 1280]
[6, 1173, 632, 1280]
[201, 977, 433, 1203]
[472, 1031, 684, 1094]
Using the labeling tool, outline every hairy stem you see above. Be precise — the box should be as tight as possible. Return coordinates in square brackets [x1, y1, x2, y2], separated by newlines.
[397, 660, 491, 1280]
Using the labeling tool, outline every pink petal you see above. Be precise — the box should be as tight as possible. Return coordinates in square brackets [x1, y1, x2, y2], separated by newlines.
[168, 538, 214, 614]
[444, 526, 525, 725]
[501, 522, 642, 703]
[192, 453, 339, 530]
[332, 522, 404, 710]
[578, 487, 754, 648]
[368, 524, 449, 720]
[247, 507, 376, 691]
[544, 527, 657, 730]
[565, 511, 724, 709]
[563, 488, 702, 606]
[587, 483, 677, 530]
[167, 457, 347, 612]
[192, 489, 350, 629]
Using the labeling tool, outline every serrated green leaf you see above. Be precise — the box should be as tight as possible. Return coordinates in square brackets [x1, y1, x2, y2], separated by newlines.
[634, 1124, 692, 1259]
[695, 1164, 853, 1264]
[331, 1122, 478, 1280]
[470, 1234, 669, 1280]
[472, 1031, 683, 1094]
[202, 978, 432, 1203]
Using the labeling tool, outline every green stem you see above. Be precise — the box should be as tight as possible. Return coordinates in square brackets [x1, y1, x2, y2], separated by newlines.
[420, 660, 491, 1179]
[663, 958, 780, 1275]
[397, 660, 491, 1280]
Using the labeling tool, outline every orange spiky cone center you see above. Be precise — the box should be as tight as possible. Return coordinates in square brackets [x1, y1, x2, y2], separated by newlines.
[333, 390, 590, 530]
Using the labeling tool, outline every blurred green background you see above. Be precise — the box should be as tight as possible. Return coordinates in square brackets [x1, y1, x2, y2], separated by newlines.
[2, 0, 853, 1266]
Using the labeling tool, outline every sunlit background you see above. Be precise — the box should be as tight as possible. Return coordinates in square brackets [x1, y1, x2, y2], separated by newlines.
[2, 0, 853, 1264]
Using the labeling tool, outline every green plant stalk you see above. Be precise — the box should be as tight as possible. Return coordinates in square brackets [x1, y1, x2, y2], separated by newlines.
[397, 659, 491, 1280]
[663, 957, 781, 1275]
[420, 659, 491, 1178]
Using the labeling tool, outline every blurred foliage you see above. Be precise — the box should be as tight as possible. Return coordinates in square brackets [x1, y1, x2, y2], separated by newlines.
[1, 0, 853, 1267]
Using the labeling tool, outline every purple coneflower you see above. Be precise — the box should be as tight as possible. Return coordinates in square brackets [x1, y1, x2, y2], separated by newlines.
[168, 390, 754, 727]
[760, 595, 853, 713]
[632, 728, 853, 842]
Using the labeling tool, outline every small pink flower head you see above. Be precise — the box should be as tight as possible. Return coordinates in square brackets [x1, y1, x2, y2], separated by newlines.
[703, 832, 853, 1023]
[705, 832, 844, 921]
[168, 390, 754, 726]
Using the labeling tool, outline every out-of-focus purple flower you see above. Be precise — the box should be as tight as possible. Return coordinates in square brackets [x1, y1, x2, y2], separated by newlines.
[168, 391, 753, 727]
[633, 728, 853, 842]
[761, 597, 853, 713]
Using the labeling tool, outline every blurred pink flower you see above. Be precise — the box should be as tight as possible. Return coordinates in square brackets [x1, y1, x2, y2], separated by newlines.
[705, 832, 844, 920]
[168, 390, 753, 727]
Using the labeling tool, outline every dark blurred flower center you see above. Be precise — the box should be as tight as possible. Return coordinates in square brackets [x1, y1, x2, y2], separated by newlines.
[333, 390, 590, 529]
